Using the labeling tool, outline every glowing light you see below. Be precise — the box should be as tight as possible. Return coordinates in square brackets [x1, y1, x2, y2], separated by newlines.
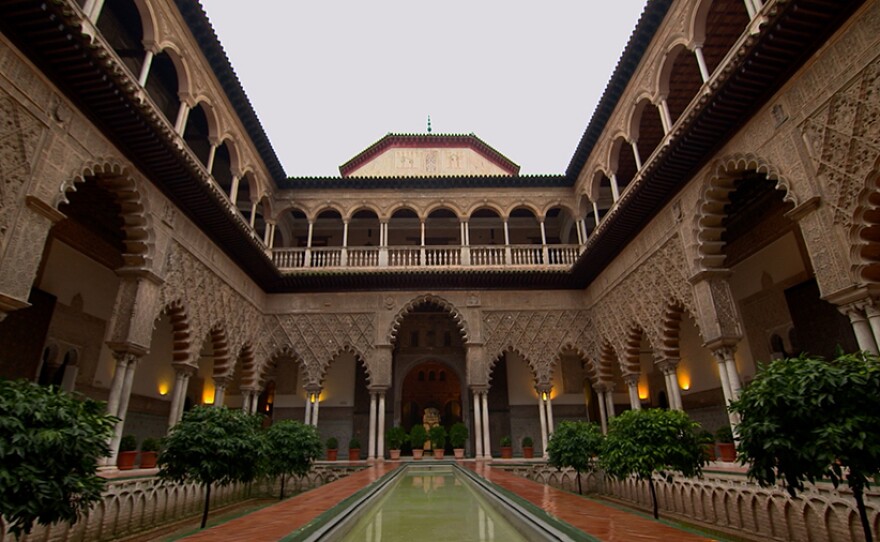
[158, 382, 170, 396]
[309, 393, 316, 404]
[202, 382, 215, 405]
[638, 383, 649, 400]
[541, 391, 548, 401]
[678, 372, 691, 391]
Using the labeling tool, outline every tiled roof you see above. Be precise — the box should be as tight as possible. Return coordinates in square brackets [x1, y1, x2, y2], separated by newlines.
[174, 0, 287, 184]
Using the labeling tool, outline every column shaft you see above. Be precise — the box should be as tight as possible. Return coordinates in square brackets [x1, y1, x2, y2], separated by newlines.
[597, 390, 608, 434]
[368, 393, 377, 460]
[472, 391, 483, 458]
[538, 395, 548, 458]
[481, 392, 491, 459]
[304, 395, 313, 425]
[377, 393, 386, 460]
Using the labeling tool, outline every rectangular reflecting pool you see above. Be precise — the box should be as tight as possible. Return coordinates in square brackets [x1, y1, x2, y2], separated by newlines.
[303, 464, 589, 542]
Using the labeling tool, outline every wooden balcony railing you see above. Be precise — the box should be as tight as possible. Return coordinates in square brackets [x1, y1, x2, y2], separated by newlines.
[271, 244, 583, 271]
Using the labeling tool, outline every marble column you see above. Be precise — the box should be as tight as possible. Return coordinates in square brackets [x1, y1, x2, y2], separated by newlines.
[106, 353, 139, 466]
[596, 386, 608, 434]
[377, 392, 386, 460]
[368, 392, 377, 460]
[841, 302, 879, 354]
[472, 390, 484, 458]
[304, 393, 313, 425]
[538, 391, 548, 458]
[624, 374, 641, 410]
[604, 387, 616, 422]
[481, 392, 491, 459]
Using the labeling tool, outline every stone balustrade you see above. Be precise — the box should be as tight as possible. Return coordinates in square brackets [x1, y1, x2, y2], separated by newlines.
[1, 465, 365, 542]
[498, 464, 880, 542]
[272, 244, 583, 271]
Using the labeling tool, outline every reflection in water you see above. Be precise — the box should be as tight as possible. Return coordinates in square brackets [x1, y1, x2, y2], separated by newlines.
[343, 470, 525, 542]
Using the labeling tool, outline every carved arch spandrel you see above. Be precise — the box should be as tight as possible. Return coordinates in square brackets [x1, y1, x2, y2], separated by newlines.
[388, 294, 469, 344]
[590, 235, 697, 372]
[482, 310, 593, 386]
[255, 312, 376, 389]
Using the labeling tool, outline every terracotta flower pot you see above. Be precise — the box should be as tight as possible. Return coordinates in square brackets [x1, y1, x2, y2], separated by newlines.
[326, 449, 338, 461]
[348, 448, 361, 461]
[703, 443, 717, 462]
[500, 446, 512, 459]
[389, 449, 401, 460]
[453, 448, 465, 459]
[717, 442, 736, 462]
[433, 449, 445, 459]
[412, 449, 424, 460]
[139, 451, 158, 469]
[117, 451, 138, 470]
[522, 446, 534, 459]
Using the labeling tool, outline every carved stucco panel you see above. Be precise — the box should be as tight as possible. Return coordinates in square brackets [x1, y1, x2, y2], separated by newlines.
[801, 56, 880, 231]
[256, 312, 376, 388]
[0, 91, 45, 256]
[482, 310, 593, 386]
[591, 234, 697, 367]
[159, 241, 262, 371]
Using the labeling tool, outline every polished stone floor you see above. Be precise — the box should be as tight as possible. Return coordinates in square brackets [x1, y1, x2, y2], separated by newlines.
[181, 461, 717, 541]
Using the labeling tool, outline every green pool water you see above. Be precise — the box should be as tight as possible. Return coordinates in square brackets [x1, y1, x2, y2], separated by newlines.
[339, 466, 528, 542]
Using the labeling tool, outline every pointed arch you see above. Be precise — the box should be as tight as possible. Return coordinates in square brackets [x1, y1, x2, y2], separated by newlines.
[320, 345, 372, 388]
[387, 294, 469, 344]
[58, 158, 155, 269]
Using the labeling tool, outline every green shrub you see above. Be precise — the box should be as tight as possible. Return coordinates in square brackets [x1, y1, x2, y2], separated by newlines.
[385, 426, 407, 449]
[428, 425, 447, 450]
[326, 437, 338, 450]
[119, 435, 137, 452]
[449, 422, 468, 448]
[500, 435, 512, 447]
[140, 437, 160, 452]
[348, 437, 361, 449]
[521, 436, 534, 448]
[409, 425, 427, 448]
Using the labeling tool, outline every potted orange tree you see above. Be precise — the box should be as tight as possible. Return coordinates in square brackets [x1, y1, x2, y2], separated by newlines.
[429, 425, 447, 459]
[715, 425, 735, 462]
[409, 425, 427, 460]
[449, 422, 468, 459]
[500, 435, 513, 459]
[139, 437, 160, 469]
[117, 435, 138, 470]
[521, 436, 534, 458]
[347, 437, 361, 461]
[325, 437, 338, 461]
[386, 426, 406, 460]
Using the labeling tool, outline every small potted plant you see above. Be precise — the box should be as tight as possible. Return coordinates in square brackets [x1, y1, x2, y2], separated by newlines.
[139, 437, 160, 469]
[348, 437, 361, 461]
[699, 429, 716, 462]
[386, 426, 407, 460]
[428, 425, 447, 459]
[500, 435, 513, 459]
[409, 425, 427, 460]
[521, 436, 534, 459]
[117, 435, 138, 470]
[715, 425, 735, 462]
[449, 422, 468, 459]
[326, 437, 339, 461]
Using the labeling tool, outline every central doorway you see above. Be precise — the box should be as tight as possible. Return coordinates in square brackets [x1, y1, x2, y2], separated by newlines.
[401, 360, 462, 432]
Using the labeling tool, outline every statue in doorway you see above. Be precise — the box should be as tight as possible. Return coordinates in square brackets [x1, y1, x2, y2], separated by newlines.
[422, 407, 440, 450]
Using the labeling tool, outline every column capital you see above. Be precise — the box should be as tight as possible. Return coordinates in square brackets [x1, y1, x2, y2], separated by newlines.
[367, 385, 389, 394]
[711, 346, 737, 363]
[470, 385, 489, 394]
[108, 343, 147, 361]
[172, 363, 198, 377]
[623, 373, 640, 386]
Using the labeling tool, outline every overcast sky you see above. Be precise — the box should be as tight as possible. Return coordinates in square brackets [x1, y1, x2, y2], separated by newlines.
[199, 1, 647, 177]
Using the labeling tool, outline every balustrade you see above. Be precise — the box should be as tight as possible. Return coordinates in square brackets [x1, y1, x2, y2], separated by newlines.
[273, 244, 582, 271]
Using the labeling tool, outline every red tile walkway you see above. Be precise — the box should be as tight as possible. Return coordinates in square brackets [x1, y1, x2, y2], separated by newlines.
[182, 461, 716, 541]
[468, 462, 714, 542]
